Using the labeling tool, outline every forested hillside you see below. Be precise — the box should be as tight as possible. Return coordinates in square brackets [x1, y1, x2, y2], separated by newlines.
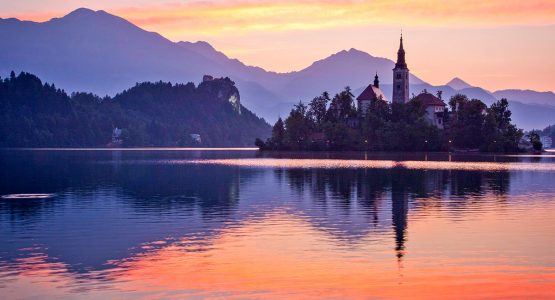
[0, 72, 270, 147]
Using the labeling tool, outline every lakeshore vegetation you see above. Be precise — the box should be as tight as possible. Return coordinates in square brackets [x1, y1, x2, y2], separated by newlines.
[0, 72, 270, 147]
[256, 87, 523, 152]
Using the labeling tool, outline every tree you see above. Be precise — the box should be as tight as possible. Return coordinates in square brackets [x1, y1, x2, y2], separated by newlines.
[326, 87, 355, 122]
[482, 99, 522, 152]
[436, 90, 443, 100]
[254, 138, 266, 149]
[270, 117, 286, 149]
[449, 95, 486, 149]
[307, 92, 330, 130]
[285, 102, 310, 149]
[528, 132, 543, 151]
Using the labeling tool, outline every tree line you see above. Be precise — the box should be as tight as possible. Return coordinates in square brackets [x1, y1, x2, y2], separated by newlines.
[0, 71, 270, 147]
[256, 87, 523, 152]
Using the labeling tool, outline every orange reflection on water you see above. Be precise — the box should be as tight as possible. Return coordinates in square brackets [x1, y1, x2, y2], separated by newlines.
[4, 209, 555, 299]
[190, 158, 555, 172]
[109, 212, 555, 299]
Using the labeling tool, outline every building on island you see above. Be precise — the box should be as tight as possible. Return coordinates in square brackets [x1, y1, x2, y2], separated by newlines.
[411, 92, 446, 129]
[392, 34, 409, 104]
[357, 73, 387, 117]
[356, 33, 447, 129]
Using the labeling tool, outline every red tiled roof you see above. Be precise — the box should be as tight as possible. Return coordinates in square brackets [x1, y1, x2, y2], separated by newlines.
[357, 84, 388, 102]
[412, 92, 446, 106]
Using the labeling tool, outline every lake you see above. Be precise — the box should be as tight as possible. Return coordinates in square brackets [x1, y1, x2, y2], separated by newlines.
[1, 149, 554, 299]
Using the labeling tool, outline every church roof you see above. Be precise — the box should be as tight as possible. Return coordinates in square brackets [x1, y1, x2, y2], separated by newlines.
[394, 34, 408, 70]
[412, 92, 446, 107]
[357, 84, 388, 102]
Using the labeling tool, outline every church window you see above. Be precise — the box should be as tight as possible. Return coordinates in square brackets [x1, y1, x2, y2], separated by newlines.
[397, 74, 401, 79]
[397, 85, 401, 90]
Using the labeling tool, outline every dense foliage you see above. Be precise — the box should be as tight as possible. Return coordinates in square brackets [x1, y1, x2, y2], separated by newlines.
[0, 72, 270, 147]
[449, 95, 522, 152]
[526, 132, 543, 151]
[257, 88, 523, 152]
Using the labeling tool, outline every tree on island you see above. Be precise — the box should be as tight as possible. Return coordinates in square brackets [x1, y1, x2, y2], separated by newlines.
[256, 89, 523, 153]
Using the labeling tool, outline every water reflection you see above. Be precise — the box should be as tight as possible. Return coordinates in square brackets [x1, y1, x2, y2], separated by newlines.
[1, 150, 555, 299]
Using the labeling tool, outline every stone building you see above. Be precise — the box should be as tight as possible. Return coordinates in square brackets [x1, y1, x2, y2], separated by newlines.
[356, 73, 387, 116]
[411, 92, 446, 129]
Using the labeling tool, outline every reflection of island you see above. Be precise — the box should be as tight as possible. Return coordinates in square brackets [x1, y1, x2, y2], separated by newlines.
[278, 166, 513, 259]
[0, 150, 548, 288]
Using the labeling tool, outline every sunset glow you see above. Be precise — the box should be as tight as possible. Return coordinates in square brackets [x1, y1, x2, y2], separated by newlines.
[5, 209, 555, 299]
[2, 0, 554, 91]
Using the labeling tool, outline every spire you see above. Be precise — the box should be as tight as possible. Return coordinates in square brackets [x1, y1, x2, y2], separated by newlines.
[374, 72, 380, 88]
[395, 33, 407, 69]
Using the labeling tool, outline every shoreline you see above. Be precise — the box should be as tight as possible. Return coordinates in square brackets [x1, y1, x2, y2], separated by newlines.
[1, 148, 553, 156]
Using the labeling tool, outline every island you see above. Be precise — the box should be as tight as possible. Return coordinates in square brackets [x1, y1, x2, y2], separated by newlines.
[256, 35, 524, 153]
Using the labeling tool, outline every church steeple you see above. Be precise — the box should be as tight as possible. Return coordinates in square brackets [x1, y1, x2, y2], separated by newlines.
[392, 33, 410, 104]
[374, 72, 380, 88]
[395, 34, 407, 69]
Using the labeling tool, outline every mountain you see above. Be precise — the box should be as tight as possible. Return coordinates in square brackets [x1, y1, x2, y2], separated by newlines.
[493, 89, 555, 106]
[280, 48, 425, 101]
[502, 101, 555, 130]
[446, 77, 473, 90]
[1, 8, 554, 130]
[0, 72, 270, 147]
[0, 8, 286, 120]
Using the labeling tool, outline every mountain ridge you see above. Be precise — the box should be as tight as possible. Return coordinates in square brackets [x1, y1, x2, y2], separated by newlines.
[1, 8, 553, 129]
[446, 77, 473, 90]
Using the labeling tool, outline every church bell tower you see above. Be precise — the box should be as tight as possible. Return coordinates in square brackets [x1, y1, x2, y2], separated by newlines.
[392, 34, 409, 104]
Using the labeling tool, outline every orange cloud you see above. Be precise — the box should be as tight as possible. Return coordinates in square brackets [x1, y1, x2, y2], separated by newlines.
[110, 0, 555, 37]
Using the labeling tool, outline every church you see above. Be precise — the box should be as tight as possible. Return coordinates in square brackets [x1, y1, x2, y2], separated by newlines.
[356, 35, 446, 128]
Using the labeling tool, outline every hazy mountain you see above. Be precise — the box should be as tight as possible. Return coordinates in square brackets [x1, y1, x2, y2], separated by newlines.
[446, 77, 473, 90]
[0, 8, 218, 94]
[0, 8, 283, 119]
[280, 48, 426, 101]
[493, 89, 555, 106]
[1, 8, 553, 130]
[504, 101, 555, 130]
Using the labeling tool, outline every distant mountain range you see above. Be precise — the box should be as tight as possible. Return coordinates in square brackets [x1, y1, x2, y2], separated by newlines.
[1, 8, 553, 130]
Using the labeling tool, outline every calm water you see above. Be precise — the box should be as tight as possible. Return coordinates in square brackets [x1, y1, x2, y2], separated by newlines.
[1, 149, 555, 299]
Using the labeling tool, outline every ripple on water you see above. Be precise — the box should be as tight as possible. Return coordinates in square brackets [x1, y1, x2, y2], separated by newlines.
[1, 193, 56, 200]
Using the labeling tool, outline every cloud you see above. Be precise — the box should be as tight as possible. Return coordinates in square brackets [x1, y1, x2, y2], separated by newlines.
[110, 0, 555, 37]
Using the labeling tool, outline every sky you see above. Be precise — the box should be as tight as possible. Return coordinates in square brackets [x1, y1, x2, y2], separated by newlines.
[1, 0, 555, 92]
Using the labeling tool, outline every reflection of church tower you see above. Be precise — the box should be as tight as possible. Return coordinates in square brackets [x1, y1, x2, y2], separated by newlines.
[392, 34, 410, 104]
[391, 174, 409, 262]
